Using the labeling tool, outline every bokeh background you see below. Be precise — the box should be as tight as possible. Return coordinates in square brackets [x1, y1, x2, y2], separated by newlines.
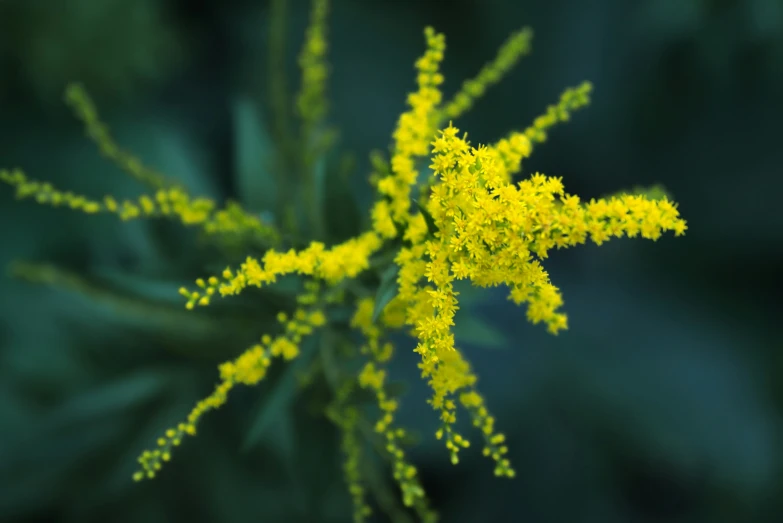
[1, 0, 782, 522]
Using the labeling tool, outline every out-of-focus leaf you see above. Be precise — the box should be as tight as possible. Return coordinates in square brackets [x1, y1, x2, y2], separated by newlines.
[325, 303, 356, 326]
[373, 265, 399, 324]
[0, 0, 183, 102]
[452, 314, 508, 350]
[452, 279, 488, 308]
[194, 407, 305, 523]
[291, 391, 349, 521]
[90, 267, 193, 305]
[0, 369, 179, 516]
[414, 199, 439, 237]
[0, 370, 166, 454]
[10, 262, 261, 359]
[232, 96, 278, 216]
[360, 451, 416, 523]
[44, 370, 168, 426]
[322, 153, 362, 243]
[242, 338, 320, 451]
[103, 393, 197, 498]
[86, 108, 220, 272]
[0, 420, 129, 517]
[351, 380, 410, 407]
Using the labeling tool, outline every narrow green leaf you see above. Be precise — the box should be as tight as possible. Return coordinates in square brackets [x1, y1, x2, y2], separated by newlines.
[292, 402, 343, 516]
[232, 96, 278, 214]
[369, 149, 390, 177]
[241, 338, 319, 451]
[47, 370, 169, 426]
[322, 153, 362, 243]
[413, 199, 439, 237]
[9, 262, 260, 359]
[351, 380, 409, 406]
[361, 453, 416, 523]
[372, 264, 400, 324]
[453, 314, 508, 349]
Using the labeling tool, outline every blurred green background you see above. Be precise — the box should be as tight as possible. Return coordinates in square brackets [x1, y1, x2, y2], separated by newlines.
[1, 0, 781, 522]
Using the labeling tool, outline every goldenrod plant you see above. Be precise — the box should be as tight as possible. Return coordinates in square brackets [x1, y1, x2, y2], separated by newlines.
[0, 0, 686, 521]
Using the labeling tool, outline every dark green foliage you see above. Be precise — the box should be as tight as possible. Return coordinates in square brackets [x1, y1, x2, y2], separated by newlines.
[1, 0, 781, 522]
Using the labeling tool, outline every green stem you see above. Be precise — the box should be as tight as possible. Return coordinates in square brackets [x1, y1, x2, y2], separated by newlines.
[266, 0, 299, 236]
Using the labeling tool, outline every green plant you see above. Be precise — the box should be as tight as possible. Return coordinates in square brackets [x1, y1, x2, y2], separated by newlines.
[0, 0, 686, 520]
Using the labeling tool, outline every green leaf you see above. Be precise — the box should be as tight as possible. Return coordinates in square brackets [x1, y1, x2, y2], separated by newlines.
[232, 96, 278, 215]
[0, 369, 171, 476]
[413, 199, 439, 237]
[452, 279, 487, 308]
[48, 370, 168, 424]
[322, 153, 362, 243]
[351, 380, 409, 406]
[369, 149, 390, 177]
[452, 314, 508, 349]
[241, 338, 319, 451]
[291, 392, 346, 519]
[360, 453, 416, 523]
[372, 264, 400, 324]
[10, 262, 262, 360]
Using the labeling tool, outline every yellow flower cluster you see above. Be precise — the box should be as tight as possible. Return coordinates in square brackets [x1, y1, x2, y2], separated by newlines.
[1, 3, 689, 519]
[179, 231, 382, 308]
[134, 299, 326, 481]
[459, 390, 513, 478]
[354, 29, 512, 477]
[364, 31, 685, 481]
[350, 298, 436, 521]
[0, 168, 278, 244]
[297, 0, 330, 130]
[327, 396, 372, 523]
[521, 80, 593, 145]
[167, 25, 686, 488]
[371, 27, 446, 238]
[395, 237, 506, 472]
[375, 113, 686, 479]
[424, 124, 686, 334]
[2, 81, 280, 248]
